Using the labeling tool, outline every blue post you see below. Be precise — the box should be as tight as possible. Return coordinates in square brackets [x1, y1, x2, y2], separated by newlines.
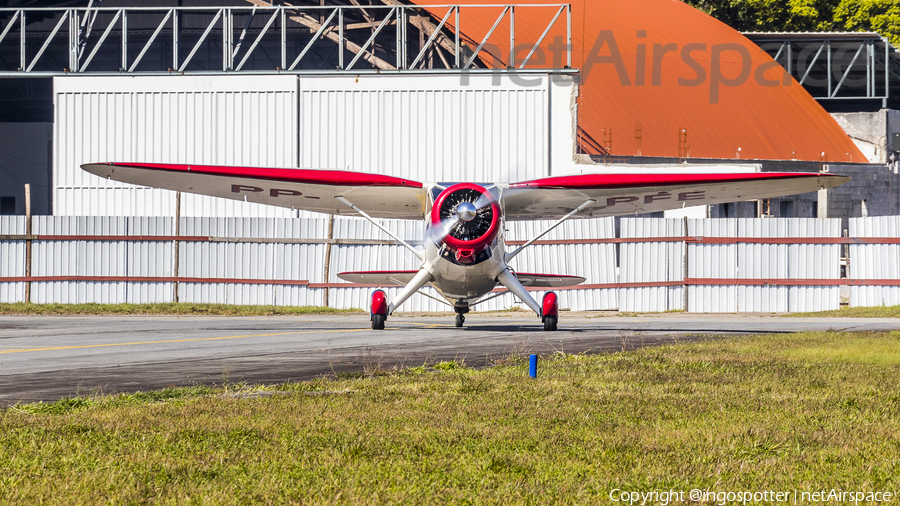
[529, 354, 538, 378]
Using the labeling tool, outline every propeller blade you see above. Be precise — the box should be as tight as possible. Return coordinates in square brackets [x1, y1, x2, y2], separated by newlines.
[429, 215, 462, 243]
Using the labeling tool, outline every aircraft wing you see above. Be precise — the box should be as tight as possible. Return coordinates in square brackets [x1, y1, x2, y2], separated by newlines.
[81, 163, 428, 220]
[503, 172, 850, 220]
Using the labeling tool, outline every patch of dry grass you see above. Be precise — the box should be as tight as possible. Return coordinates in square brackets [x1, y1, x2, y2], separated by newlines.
[0, 302, 362, 316]
[787, 305, 900, 318]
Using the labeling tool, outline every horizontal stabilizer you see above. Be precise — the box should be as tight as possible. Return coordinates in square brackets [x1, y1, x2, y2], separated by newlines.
[515, 273, 586, 288]
[337, 271, 420, 285]
[338, 271, 585, 288]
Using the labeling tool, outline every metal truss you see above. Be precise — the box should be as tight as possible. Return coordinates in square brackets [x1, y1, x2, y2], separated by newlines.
[0, 4, 572, 76]
[746, 33, 900, 108]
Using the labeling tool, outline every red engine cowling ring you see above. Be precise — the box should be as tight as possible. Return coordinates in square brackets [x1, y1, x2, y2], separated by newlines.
[430, 183, 501, 254]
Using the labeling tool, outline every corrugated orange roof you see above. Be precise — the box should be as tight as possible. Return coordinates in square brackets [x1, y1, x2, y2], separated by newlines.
[413, 0, 866, 162]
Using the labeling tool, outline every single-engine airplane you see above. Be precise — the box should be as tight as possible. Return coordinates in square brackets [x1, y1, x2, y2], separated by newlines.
[82, 162, 848, 330]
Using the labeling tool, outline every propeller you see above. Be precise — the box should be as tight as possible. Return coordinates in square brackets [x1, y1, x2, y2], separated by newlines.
[429, 188, 497, 245]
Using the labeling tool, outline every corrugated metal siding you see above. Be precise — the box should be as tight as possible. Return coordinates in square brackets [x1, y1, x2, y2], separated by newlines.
[53, 74, 553, 219]
[31, 216, 175, 304]
[506, 219, 617, 311]
[179, 217, 327, 306]
[298, 75, 549, 183]
[619, 218, 685, 312]
[53, 76, 299, 218]
[849, 216, 900, 307]
[0, 216, 870, 311]
[687, 218, 840, 312]
[687, 218, 738, 312]
[0, 216, 26, 302]
[330, 216, 437, 312]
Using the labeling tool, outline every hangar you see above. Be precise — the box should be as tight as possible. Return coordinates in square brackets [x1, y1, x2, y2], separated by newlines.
[1, 0, 898, 312]
[0, 0, 889, 218]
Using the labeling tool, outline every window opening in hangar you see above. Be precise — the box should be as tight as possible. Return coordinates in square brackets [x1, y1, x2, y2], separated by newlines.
[0, 197, 14, 215]
[780, 200, 795, 218]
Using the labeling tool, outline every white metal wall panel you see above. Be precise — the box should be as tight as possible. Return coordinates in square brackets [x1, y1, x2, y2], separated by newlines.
[849, 216, 900, 307]
[687, 218, 840, 312]
[736, 218, 839, 312]
[619, 218, 684, 312]
[687, 218, 739, 312]
[28, 216, 175, 304]
[177, 217, 327, 306]
[0, 216, 26, 302]
[54, 76, 299, 217]
[506, 219, 617, 311]
[298, 75, 549, 183]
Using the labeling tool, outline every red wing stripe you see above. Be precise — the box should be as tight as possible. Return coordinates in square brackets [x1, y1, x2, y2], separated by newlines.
[510, 172, 832, 190]
[109, 162, 424, 188]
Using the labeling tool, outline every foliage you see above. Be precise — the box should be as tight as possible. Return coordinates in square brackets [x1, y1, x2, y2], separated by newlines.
[684, 0, 900, 45]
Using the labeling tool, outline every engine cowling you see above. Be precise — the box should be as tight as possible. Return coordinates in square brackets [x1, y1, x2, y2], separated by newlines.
[430, 183, 501, 264]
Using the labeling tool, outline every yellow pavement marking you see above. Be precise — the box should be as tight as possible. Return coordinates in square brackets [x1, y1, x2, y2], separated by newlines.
[390, 321, 455, 328]
[0, 328, 372, 355]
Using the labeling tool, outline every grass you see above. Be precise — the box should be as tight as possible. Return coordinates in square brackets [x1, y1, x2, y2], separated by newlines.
[0, 302, 363, 316]
[786, 305, 900, 318]
[2, 331, 900, 504]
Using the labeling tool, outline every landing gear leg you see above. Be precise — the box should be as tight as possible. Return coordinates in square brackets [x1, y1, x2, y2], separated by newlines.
[455, 314, 465, 327]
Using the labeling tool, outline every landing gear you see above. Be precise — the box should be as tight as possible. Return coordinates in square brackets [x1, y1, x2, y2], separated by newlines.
[454, 305, 469, 328]
[543, 315, 558, 331]
[542, 292, 559, 332]
[370, 290, 388, 331]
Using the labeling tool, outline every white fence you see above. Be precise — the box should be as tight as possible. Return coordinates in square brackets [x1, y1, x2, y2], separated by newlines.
[849, 216, 900, 307]
[3, 216, 900, 312]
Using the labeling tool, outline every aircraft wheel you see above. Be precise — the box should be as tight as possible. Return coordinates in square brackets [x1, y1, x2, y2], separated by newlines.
[455, 314, 465, 328]
[543, 315, 558, 331]
[372, 314, 386, 330]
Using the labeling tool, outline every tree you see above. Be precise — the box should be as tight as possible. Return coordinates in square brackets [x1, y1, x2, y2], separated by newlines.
[683, 0, 900, 46]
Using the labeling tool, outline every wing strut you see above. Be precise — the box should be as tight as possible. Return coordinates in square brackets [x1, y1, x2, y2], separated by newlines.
[496, 269, 542, 316]
[505, 199, 595, 263]
[388, 269, 435, 315]
[335, 196, 425, 261]
[388, 276, 452, 308]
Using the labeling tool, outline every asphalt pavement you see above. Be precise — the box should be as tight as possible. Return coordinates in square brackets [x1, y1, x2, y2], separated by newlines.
[2, 312, 898, 406]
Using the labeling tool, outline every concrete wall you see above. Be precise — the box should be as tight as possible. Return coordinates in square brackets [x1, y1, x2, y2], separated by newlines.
[830, 109, 900, 164]
[0, 123, 52, 215]
[822, 163, 900, 229]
